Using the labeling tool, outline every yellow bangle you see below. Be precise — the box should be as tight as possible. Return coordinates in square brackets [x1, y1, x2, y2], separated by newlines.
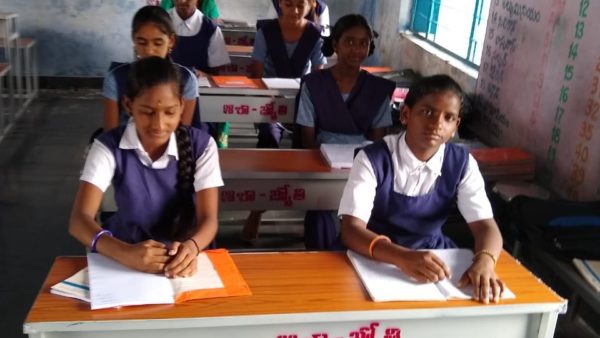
[368, 235, 391, 258]
[473, 250, 497, 266]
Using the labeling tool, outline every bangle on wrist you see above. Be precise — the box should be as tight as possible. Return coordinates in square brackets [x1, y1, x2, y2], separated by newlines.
[368, 235, 391, 258]
[91, 229, 113, 253]
[473, 250, 497, 266]
[187, 238, 200, 255]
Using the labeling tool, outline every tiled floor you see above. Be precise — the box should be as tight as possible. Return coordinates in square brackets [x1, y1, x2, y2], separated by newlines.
[0, 91, 598, 338]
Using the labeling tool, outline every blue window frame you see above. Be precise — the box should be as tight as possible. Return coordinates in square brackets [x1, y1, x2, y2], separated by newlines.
[410, 0, 490, 66]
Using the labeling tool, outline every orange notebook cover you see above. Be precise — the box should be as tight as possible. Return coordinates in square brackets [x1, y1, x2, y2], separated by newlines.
[211, 75, 260, 89]
[175, 249, 252, 302]
[361, 66, 392, 73]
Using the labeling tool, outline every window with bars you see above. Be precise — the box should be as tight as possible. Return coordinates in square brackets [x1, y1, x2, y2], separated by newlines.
[410, 0, 491, 66]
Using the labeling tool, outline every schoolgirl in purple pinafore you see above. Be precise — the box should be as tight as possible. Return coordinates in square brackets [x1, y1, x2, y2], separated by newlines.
[256, 18, 322, 148]
[303, 68, 395, 136]
[95, 125, 211, 244]
[363, 140, 469, 249]
[170, 16, 216, 74]
[301, 69, 395, 249]
[108, 62, 200, 127]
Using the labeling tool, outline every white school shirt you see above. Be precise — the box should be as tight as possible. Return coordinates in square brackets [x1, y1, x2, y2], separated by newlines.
[81, 121, 224, 193]
[169, 8, 231, 68]
[338, 132, 493, 224]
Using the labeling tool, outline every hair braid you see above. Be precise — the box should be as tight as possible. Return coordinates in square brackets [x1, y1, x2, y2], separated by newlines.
[170, 125, 197, 241]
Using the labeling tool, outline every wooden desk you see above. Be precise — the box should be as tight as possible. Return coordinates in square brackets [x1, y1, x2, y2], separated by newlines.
[220, 148, 347, 210]
[221, 45, 253, 76]
[24, 251, 565, 338]
[220, 25, 256, 46]
[199, 76, 297, 123]
[218, 147, 535, 210]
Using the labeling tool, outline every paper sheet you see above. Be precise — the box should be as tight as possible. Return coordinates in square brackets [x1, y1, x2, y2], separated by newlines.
[347, 249, 515, 302]
[87, 253, 173, 310]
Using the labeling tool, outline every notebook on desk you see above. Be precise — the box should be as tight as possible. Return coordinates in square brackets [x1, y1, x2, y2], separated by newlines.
[347, 249, 515, 302]
[262, 77, 300, 90]
[212, 75, 259, 88]
[51, 249, 251, 310]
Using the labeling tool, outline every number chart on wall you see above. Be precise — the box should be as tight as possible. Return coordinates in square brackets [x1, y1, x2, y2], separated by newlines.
[475, 0, 600, 200]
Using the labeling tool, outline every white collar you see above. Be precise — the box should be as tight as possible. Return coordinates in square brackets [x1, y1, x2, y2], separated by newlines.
[119, 121, 179, 161]
[398, 132, 444, 176]
[170, 8, 203, 32]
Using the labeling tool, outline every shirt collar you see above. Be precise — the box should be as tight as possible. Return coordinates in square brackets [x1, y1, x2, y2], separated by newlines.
[398, 132, 445, 176]
[170, 8, 203, 31]
[119, 121, 179, 161]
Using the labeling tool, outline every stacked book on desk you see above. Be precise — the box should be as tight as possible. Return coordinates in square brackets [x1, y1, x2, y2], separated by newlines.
[50, 249, 251, 310]
[470, 147, 535, 181]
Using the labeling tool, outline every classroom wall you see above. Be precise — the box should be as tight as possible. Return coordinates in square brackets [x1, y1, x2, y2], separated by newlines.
[1, 0, 140, 76]
[0, 0, 372, 77]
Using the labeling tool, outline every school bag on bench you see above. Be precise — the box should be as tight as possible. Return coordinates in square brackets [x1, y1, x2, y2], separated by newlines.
[508, 196, 600, 260]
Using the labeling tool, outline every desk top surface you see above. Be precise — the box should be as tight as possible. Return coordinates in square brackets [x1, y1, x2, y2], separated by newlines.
[25, 251, 564, 327]
[219, 147, 534, 181]
[219, 149, 349, 180]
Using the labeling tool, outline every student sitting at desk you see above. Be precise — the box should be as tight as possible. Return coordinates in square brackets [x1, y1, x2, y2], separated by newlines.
[168, 0, 231, 148]
[160, 0, 219, 20]
[250, 0, 327, 148]
[243, 0, 327, 244]
[168, 0, 230, 75]
[296, 14, 395, 249]
[70, 57, 223, 278]
[272, 0, 330, 36]
[103, 6, 198, 130]
[339, 75, 505, 303]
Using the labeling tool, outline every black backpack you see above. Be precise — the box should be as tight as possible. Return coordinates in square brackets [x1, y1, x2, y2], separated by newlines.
[508, 196, 600, 259]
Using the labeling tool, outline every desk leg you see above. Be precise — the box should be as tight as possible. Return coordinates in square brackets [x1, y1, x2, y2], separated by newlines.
[537, 311, 559, 338]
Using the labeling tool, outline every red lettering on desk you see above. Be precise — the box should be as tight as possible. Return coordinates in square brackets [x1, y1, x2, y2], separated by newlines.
[349, 322, 379, 338]
[220, 190, 235, 202]
[270, 184, 292, 207]
[223, 104, 234, 115]
[384, 328, 401, 338]
[311, 334, 328, 338]
[236, 190, 256, 202]
[235, 104, 250, 115]
[293, 188, 306, 201]
[260, 103, 276, 120]
[276, 335, 298, 338]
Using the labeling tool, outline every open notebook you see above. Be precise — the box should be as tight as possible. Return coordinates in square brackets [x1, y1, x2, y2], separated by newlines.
[347, 249, 515, 302]
[51, 249, 251, 310]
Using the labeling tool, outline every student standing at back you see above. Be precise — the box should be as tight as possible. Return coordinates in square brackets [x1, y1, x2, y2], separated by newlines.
[242, 0, 327, 244]
[296, 14, 395, 249]
[70, 56, 223, 277]
[168, 0, 230, 75]
[339, 75, 505, 303]
[103, 6, 198, 130]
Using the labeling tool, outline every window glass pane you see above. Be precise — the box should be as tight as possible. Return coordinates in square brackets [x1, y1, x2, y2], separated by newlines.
[410, 0, 490, 65]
